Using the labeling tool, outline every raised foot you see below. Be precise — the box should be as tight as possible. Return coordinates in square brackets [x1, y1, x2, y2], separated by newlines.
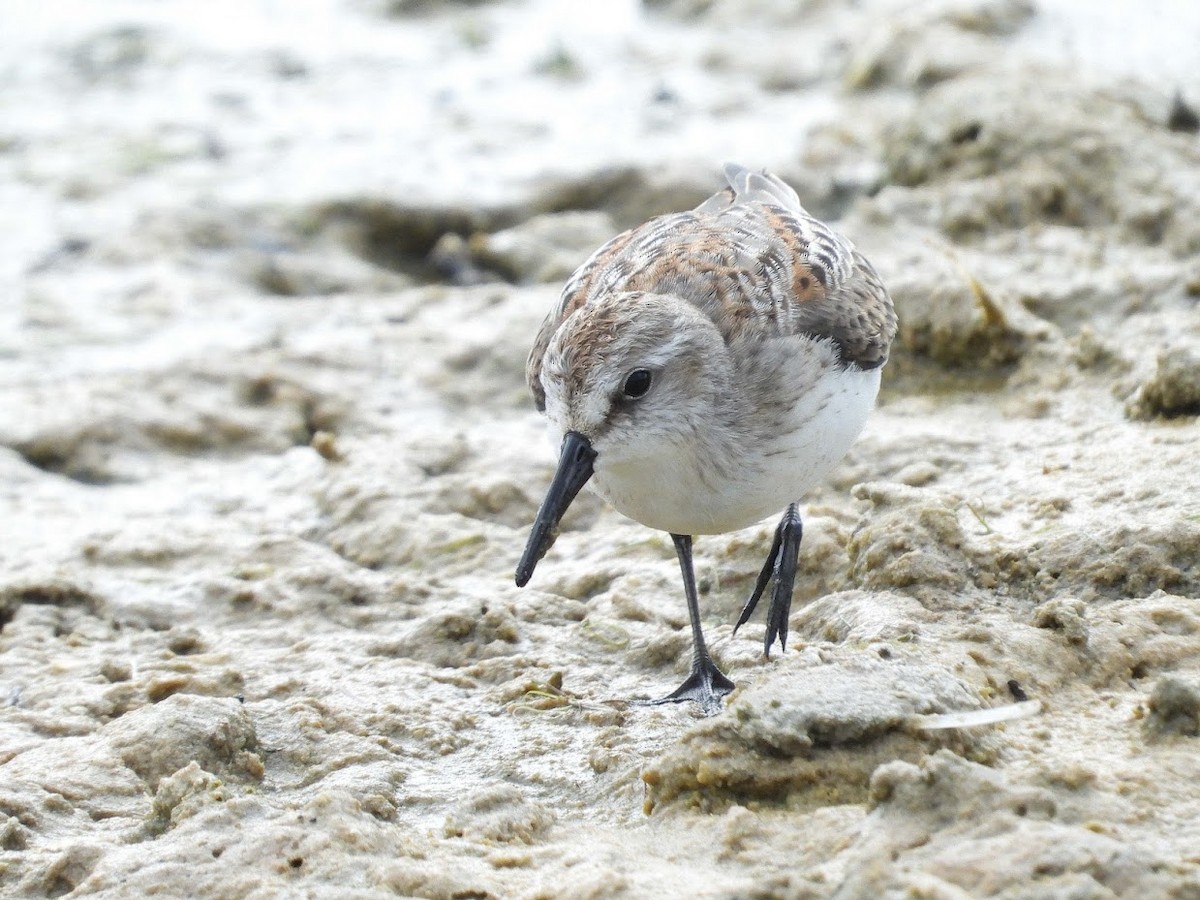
[638, 658, 736, 717]
[733, 503, 803, 657]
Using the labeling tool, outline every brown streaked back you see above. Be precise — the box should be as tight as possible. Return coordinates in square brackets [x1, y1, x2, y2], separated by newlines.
[527, 164, 896, 411]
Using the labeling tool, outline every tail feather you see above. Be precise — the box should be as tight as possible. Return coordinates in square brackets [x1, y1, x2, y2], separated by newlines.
[693, 163, 806, 215]
[724, 162, 805, 211]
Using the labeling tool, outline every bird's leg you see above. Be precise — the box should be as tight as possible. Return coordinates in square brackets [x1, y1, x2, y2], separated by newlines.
[733, 503, 803, 657]
[641, 533, 735, 716]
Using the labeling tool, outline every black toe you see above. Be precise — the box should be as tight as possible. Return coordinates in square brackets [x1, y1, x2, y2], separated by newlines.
[733, 503, 803, 657]
[639, 656, 735, 717]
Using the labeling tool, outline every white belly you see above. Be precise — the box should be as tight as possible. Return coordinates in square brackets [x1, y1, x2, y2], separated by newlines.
[592, 365, 881, 535]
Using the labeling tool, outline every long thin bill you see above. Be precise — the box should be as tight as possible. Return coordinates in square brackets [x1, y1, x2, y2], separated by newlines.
[515, 430, 597, 587]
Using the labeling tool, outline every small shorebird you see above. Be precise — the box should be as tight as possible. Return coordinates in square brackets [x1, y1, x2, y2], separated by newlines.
[515, 164, 897, 715]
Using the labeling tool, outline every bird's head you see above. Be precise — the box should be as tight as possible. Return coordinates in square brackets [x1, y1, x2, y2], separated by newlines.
[515, 291, 729, 586]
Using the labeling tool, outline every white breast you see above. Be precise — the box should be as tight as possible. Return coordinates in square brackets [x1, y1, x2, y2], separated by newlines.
[591, 365, 880, 536]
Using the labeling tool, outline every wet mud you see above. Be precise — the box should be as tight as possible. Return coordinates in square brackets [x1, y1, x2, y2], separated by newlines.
[2, 0, 1199, 896]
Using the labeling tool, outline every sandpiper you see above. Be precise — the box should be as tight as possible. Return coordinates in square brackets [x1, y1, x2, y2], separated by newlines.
[516, 164, 897, 715]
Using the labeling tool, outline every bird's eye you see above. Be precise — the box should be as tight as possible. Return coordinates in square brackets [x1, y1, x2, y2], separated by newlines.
[622, 368, 652, 399]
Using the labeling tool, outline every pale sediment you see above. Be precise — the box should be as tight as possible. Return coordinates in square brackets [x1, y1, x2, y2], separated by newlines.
[2, 0, 1199, 897]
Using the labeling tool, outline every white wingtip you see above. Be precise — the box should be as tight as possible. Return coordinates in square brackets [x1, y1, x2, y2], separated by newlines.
[721, 162, 804, 213]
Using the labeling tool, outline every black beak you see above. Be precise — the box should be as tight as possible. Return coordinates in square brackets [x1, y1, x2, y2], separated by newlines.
[515, 430, 597, 587]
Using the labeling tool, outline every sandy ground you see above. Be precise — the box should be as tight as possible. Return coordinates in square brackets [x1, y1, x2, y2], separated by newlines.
[3, 0, 1200, 897]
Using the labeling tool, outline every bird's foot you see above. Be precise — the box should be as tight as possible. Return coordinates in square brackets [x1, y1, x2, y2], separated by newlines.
[638, 656, 735, 717]
[733, 504, 803, 657]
